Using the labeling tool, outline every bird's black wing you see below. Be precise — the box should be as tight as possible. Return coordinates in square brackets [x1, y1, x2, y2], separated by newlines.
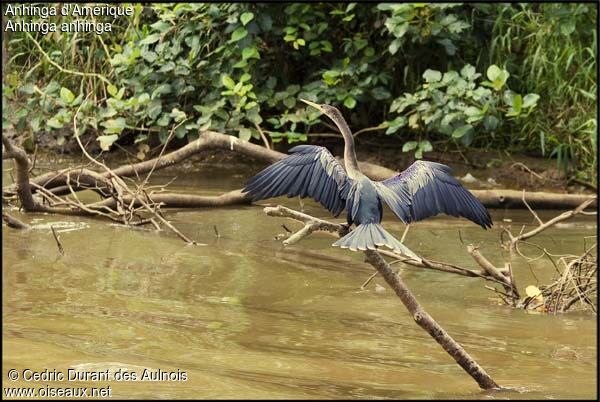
[375, 160, 492, 228]
[243, 145, 351, 217]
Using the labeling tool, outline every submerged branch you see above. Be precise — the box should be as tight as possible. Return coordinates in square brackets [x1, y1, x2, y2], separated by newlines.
[363, 250, 500, 389]
[2, 211, 30, 229]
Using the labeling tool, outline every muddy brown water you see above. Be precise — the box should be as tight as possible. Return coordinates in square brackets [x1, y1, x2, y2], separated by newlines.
[2, 158, 597, 399]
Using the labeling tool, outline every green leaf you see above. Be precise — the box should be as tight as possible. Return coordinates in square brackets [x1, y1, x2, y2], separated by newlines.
[464, 106, 482, 117]
[47, 118, 64, 129]
[506, 94, 522, 116]
[150, 21, 170, 32]
[20, 84, 35, 95]
[175, 125, 187, 139]
[460, 64, 478, 80]
[60, 87, 75, 104]
[523, 93, 540, 109]
[233, 59, 248, 69]
[486, 65, 509, 90]
[282, 97, 296, 109]
[242, 47, 259, 60]
[222, 75, 235, 89]
[344, 97, 356, 109]
[402, 141, 418, 152]
[240, 12, 254, 26]
[151, 84, 172, 99]
[137, 93, 150, 105]
[483, 115, 499, 131]
[30, 117, 41, 131]
[107, 85, 118, 97]
[486, 65, 502, 82]
[142, 50, 157, 63]
[513, 94, 523, 111]
[169, 108, 187, 123]
[97, 134, 119, 151]
[240, 73, 251, 83]
[139, 33, 161, 46]
[560, 20, 575, 36]
[388, 39, 402, 55]
[230, 27, 248, 43]
[157, 113, 171, 127]
[371, 87, 391, 100]
[101, 117, 126, 134]
[452, 124, 473, 139]
[147, 101, 162, 119]
[238, 127, 252, 141]
[419, 140, 433, 152]
[423, 69, 442, 83]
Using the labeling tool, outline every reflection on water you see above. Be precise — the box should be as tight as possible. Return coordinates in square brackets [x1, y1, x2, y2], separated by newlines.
[2, 161, 597, 399]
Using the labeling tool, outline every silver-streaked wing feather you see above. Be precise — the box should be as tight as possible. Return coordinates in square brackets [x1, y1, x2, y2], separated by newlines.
[243, 145, 351, 216]
[376, 160, 492, 228]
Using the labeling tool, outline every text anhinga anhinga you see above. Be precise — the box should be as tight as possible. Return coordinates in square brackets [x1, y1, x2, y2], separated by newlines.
[243, 100, 492, 257]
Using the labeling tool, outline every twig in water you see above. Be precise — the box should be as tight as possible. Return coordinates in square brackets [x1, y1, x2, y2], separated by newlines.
[213, 225, 221, 238]
[50, 225, 64, 255]
[360, 271, 379, 290]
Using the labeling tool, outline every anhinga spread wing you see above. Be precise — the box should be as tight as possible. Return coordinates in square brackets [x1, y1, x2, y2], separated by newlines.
[375, 160, 492, 228]
[243, 145, 351, 217]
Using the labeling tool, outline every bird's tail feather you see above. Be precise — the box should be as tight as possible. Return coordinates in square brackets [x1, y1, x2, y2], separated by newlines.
[333, 223, 419, 259]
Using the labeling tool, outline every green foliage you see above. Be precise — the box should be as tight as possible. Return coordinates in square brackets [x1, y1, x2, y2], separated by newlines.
[378, 3, 470, 56]
[386, 64, 538, 157]
[2, 2, 596, 184]
[488, 3, 597, 184]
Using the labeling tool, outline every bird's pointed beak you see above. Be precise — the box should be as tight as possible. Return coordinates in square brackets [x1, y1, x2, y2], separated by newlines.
[300, 98, 324, 113]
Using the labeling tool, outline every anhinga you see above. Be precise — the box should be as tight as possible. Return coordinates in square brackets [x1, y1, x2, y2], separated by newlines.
[243, 100, 492, 257]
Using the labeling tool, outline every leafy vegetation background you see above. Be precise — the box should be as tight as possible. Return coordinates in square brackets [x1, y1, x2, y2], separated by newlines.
[3, 3, 597, 185]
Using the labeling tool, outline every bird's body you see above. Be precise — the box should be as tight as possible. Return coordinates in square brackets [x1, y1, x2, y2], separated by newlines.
[347, 176, 381, 226]
[243, 100, 492, 258]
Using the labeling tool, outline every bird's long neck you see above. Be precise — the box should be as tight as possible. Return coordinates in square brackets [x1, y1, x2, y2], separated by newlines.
[338, 118, 361, 179]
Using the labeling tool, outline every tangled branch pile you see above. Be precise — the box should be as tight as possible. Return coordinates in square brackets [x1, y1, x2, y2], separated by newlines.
[522, 248, 597, 314]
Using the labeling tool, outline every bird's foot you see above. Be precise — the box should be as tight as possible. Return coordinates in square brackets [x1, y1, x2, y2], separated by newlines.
[339, 223, 351, 236]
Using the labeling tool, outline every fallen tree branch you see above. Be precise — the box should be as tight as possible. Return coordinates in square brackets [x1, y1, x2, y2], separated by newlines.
[504, 196, 597, 253]
[4, 130, 596, 211]
[88, 189, 252, 209]
[263, 204, 500, 389]
[363, 250, 500, 389]
[467, 245, 519, 303]
[6, 130, 396, 197]
[470, 189, 596, 209]
[2, 211, 30, 229]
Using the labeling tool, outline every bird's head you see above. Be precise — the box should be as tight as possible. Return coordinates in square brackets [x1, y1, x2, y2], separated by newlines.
[300, 99, 345, 126]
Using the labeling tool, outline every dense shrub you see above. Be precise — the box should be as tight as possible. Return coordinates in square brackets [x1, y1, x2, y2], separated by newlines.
[2, 3, 596, 184]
